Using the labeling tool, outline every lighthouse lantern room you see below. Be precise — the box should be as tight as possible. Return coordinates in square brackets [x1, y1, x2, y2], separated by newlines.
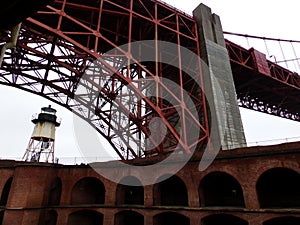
[23, 105, 61, 163]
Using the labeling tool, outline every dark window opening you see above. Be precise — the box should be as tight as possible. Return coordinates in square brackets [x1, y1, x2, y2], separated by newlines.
[116, 176, 144, 205]
[154, 212, 189, 225]
[263, 216, 300, 225]
[71, 177, 105, 205]
[201, 214, 248, 225]
[199, 172, 245, 207]
[68, 210, 103, 225]
[257, 168, 300, 208]
[0, 211, 4, 224]
[154, 175, 188, 206]
[114, 210, 143, 225]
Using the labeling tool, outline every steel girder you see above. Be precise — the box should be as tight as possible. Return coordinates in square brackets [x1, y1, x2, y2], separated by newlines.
[0, 0, 209, 160]
[226, 40, 300, 121]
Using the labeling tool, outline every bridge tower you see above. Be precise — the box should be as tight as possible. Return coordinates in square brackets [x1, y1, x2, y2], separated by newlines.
[23, 105, 61, 163]
[193, 4, 247, 150]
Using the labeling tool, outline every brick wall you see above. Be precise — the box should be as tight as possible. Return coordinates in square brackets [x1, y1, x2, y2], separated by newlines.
[1, 142, 300, 225]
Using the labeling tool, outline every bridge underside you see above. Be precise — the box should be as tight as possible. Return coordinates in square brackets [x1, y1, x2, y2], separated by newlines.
[0, 0, 53, 30]
[0, 0, 210, 160]
[226, 40, 300, 121]
[0, 0, 299, 160]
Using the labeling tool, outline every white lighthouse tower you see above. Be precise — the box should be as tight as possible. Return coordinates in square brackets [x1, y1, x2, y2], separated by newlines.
[23, 105, 61, 163]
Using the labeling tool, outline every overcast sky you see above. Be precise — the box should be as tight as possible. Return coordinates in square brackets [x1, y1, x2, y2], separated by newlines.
[0, 0, 300, 162]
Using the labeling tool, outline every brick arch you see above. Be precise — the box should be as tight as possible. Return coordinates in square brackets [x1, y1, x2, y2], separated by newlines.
[201, 213, 248, 225]
[116, 176, 144, 205]
[68, 173, 108, 189]
[197, 167, 247, 190]
[67, 210, 103, 225]
[154, 211, 189, 225]
[196, 168, 246, 195]
[114, 210, 144, 225]
[153, 174, 188, 206]
[252, 160, 300, 186]
[65, 173, 109, 198]
[263, 216, 300, 225]
[190, 166, 249, 208]
[71, 177, 105, 205]
[256, 167, 300, 208]
[241, 160, 300, 208]
[198, 171, 245, 207]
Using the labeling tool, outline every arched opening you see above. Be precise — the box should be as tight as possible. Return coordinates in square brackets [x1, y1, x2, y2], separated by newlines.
[45, 210, 57, 225]
[114, 210, 144, 225]
[48, 178, 62, 206]
[154, 212, 189, 225]
[153, 175, 188, 206]
[257, 168, 300, 208]
[116, 176, 144, 205]
[201, 214, 248, 225]
[0, 177, 13, 206]
[199, 172, 245, 207]
[68, 210, 103, 225]
[71, 177, 105, 205]
[263, 216, 300, 225]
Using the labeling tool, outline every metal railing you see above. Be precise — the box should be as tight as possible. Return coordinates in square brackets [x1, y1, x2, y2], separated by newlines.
[2, 136, 300, 165]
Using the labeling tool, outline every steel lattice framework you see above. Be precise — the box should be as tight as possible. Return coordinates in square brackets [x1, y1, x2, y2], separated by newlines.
[1, 0, 300, 160]
[226, 40, 300, 121]
[0, 0, 209, 160]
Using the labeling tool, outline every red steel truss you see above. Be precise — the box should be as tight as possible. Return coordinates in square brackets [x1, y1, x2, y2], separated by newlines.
[0, 0, 209, 159]
[226, 40, 300, 121]
[1, 0, 300, 160]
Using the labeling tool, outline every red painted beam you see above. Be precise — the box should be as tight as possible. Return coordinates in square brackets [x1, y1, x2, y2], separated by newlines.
[226, 39, 300, 121]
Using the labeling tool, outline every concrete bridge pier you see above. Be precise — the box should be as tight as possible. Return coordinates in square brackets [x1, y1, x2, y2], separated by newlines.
[193, 4, 247, 150]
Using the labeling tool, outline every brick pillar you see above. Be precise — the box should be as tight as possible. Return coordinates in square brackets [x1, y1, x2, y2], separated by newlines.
[144, 185, 153, 207]
[59, 178, 72, 205]
[103, 210, 114, 225]
[56, 210, 68, 225]
[190, 214, 200, 225]
[243, 177, 260, 209]
[185, 175, 199, 207]
[105, 182, 117, 206]
[144, 212, 153, 225]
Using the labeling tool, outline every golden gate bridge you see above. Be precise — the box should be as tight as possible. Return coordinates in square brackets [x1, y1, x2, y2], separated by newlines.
[1, 0, 300, 161]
